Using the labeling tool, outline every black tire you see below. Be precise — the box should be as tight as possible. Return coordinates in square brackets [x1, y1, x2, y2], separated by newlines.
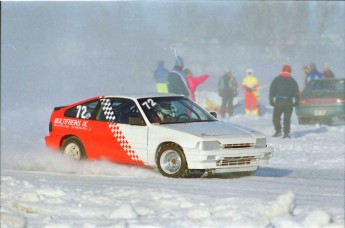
[215, 170, 256, 179]
[61, 137, 86, 160]
[157, 144, 189, 178]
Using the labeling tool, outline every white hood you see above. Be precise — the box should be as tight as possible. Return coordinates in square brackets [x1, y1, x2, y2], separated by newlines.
[159, 121, 255, 137]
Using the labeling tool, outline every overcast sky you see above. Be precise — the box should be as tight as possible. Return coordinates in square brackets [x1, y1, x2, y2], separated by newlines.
[2, 1, 344, 109]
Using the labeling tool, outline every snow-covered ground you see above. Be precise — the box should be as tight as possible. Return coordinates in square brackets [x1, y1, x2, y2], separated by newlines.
[1, 103, 344, 227]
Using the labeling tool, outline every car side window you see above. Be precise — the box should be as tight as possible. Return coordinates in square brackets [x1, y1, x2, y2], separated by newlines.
[97, 98, 142, 124]
[64, 100, 99, 119]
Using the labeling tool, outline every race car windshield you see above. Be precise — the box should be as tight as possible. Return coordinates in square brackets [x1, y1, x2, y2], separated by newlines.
[138, 97, 217, 124]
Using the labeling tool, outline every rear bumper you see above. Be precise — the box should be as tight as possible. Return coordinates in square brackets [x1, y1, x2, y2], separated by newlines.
[184, 146, 273, 173]
[296, 105, 345, 118]
[45, 134, 61, 150]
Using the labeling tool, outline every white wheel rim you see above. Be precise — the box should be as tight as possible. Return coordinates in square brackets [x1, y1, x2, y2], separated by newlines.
[160, 150, 181, 174]
[64, 142, 81, 160]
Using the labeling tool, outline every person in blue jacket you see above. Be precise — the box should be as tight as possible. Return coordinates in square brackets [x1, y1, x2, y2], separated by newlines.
[305, 63, 324, 86]
[167, 56, 191, 97]
[153, 61, 170, 93]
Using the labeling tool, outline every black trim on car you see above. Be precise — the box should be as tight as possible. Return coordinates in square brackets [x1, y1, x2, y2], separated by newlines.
[54, 106, 66, 111]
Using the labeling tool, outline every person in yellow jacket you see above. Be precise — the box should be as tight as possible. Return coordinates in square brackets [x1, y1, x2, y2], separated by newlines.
[242, 69, 260, 116]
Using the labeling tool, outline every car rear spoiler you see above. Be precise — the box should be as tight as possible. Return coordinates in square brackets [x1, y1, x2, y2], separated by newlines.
[54, 106, 66, 111]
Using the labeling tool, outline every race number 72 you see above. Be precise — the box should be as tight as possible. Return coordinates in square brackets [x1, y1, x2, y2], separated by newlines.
[76, 105, 88, 118]
[141, 99, 157, 109]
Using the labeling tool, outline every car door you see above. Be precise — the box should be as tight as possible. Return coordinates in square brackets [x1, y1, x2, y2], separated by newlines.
[87, 98, 148, 165]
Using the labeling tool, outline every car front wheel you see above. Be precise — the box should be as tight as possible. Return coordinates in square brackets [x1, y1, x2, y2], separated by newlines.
[157, 144, 189, 178]
[62, 137, 86, 160]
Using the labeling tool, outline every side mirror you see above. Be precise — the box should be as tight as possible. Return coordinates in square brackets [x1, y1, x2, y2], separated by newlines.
[210, 112, 217, 119]
[129, 117, 146, 126]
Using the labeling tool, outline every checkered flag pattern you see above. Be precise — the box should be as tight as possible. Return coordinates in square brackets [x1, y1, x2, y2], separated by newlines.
[101, 99, 116, 122]
[100, 98, 140, 161]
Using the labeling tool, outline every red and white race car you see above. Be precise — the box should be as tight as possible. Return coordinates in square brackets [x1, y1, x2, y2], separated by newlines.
[45, 94, 273, 177]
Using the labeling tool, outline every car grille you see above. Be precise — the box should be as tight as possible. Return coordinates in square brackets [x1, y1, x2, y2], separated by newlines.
[216, 156, 256, 166]
[222, 143, 254, 149]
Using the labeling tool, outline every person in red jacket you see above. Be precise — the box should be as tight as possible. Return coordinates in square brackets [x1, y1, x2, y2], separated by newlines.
[184, 69, 209, 101]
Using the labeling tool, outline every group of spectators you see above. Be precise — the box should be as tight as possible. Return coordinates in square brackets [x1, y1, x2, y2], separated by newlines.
[301, 63, 335, 90]
[271, 63, 335, 138]
[153, 56, 209, 101]
[217, 68, 260, 118]
[154, 57, 336, 138]
[218, 63, 335, 138]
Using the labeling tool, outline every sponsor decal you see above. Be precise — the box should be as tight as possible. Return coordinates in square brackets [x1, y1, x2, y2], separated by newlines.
[54, 118, 88, 130]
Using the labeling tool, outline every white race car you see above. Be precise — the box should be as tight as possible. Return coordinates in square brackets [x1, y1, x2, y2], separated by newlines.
[45, 94, 273, 178]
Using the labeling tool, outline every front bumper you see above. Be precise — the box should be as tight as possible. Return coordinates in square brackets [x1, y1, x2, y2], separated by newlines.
[183, 146, 273, 173]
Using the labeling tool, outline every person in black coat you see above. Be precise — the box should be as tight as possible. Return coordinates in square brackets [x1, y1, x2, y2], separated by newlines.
[218, 70, 238, 118]
[269, 65, 299, 138]
[167, 56, 191, 97]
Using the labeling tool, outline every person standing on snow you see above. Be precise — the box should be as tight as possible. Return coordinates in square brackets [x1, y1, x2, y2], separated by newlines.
[300, 65, 310, 91]
[153, 60, 170, 93]
[218, 70, 238, 118]
[305, 63, 324, 85]
[184, 68, 209, 101]
[242, 69, 260, 116]
[269, 65, 299, 138]
[167, 56, 191, 98]
[322, 63, 335, 79]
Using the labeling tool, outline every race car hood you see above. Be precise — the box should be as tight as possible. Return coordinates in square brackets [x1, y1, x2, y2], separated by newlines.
[159, 121, 257, 138]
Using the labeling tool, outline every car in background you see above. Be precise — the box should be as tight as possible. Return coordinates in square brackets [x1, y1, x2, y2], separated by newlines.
[45, 94, 273, 178]
[296, 79, 345, 125]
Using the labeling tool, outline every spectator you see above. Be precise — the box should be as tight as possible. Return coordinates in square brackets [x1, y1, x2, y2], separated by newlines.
[184, 68, 209, 101]
[323, 63, 335, 79]
[305, 63, 324, 85]
[218, 70, 238, 118]
[300, 65, 310, 91]
[153, 60, 169, 93]
[242, 69, 259, 116]
[269, 65, 299, 138]
[167, 56, 191, 97]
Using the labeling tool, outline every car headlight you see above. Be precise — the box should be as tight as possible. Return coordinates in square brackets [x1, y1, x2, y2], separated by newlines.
[256, 138, 266, 148]
[197, 141, 221, 150]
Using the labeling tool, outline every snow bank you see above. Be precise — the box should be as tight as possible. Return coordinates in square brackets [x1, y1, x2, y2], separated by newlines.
[1, 173, 343, 227]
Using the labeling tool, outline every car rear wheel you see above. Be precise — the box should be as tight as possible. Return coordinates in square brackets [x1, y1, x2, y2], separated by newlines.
[157, 144, 189, 178]
[62, 137, 86, 160]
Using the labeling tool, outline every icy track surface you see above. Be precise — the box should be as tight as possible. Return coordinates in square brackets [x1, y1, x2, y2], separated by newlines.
[1, 114, 344, 228]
